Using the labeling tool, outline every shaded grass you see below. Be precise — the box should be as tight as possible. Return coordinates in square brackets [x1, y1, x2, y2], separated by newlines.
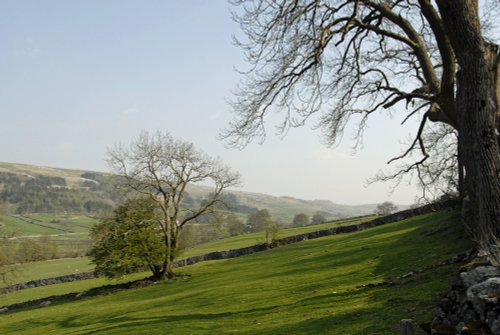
[0, 272, 147, 307]
[0, 210, 472, 334]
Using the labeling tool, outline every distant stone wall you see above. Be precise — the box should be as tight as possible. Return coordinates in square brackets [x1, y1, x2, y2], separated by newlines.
[1, 199, 458, 297]
[175, 200, 458, 265]
[0, 271, 97, 294]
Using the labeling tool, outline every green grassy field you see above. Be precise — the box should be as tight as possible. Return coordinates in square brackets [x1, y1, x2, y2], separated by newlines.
[0, 210, 472, 334]
[1, 216, 374, 288]
[180, 215, 375, 258]
[0, 214, 97, 236]
[0, 257, 94, 288]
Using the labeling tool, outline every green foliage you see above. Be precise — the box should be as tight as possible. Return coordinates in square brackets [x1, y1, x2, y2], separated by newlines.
[246, 209, 282, 243]
[16, 237, 59, 263]
[225, 214, 245, 236]
[292, 213, 309, 227]
[90, 198, 166, 279]
[0, 234, 59, 278]
[216, 193, 258, 214]
[377, 201, 398, 216]
[0, 171, 119, 215]
[268, 222, 282, 242]
[246, 209, 272, 233]
[311, 213, 326, 225]
[0, 232, 16, 284]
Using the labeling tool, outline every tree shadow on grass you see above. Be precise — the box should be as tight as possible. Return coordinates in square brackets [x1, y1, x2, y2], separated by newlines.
[54, 305, 281, 335]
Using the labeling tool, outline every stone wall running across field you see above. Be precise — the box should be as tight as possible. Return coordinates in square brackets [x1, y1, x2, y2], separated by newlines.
[0, 200, 458, 297]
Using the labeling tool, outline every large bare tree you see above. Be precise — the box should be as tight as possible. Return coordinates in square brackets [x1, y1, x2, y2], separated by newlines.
[222, 0, 500, 261]
[108, 131, 240, 279]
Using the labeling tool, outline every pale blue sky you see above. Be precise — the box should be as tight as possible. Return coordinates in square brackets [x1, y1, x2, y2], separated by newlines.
[0, 0, 424, 205]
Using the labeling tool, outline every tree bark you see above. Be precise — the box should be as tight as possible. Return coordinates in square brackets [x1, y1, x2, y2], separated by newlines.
[165, 233, 178, 279]
[437, 0, 500, 261]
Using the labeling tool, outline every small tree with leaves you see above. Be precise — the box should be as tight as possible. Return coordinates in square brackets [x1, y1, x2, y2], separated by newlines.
[246, 208, 280, 243]
[90, 197, 166, 279]
[292, 213, 309, 227]
[225, 214, 246, 236]
[376, 201, 398, 216]
[107, 130, 240, 279]
[311, 213, 326, 225]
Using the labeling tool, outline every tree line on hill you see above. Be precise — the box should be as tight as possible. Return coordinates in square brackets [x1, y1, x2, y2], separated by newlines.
[0, 172, 117, 215]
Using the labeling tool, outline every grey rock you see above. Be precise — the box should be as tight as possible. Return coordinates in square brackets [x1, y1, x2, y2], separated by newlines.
[463, 308, 479, 323]
[39, 301, 51, 307]
[467, 277, 500, 303]
[0, 307, 8, 313]
[487, 310, 498, 330]
[461, 266, 500, 288]
[492, 316, 500, 335]
[434, 307, 446, 319]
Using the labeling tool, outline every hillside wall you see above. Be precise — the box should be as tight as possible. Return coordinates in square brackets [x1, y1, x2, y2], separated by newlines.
[0, 200, 458, 297]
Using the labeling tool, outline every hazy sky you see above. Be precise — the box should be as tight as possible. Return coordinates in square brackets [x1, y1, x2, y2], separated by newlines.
[0, 0, 425, 205]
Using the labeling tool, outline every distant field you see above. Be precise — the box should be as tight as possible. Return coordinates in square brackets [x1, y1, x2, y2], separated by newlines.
[0, 214, 97, 236]
[0, 211, 472, 334]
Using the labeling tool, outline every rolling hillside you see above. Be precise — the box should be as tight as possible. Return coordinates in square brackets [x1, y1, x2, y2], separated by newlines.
[0, 161, 398, 228]
[0, 210, 471, 334]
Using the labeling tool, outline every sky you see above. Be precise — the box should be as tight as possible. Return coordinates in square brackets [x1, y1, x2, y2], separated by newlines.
[0, 0, 426, 205]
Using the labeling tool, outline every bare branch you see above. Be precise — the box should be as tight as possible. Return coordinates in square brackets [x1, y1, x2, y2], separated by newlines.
[107, 130, 241, 278]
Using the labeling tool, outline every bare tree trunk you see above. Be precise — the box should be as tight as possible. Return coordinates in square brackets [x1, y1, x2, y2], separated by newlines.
[166, 253, 175, 279]
[437, 0, 500, 261]
[165, 231, 178, 279]
[150, 263, 167, 281]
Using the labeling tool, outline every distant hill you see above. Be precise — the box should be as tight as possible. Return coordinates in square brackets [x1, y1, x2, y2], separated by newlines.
[0, 162, 403, 225]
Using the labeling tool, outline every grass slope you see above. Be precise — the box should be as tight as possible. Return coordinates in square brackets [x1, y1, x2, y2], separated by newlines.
[0, 210, 471, 334]
[0, 258, 94, 289]
[0, 216, 375, 289]
[180, 215, 375, 258]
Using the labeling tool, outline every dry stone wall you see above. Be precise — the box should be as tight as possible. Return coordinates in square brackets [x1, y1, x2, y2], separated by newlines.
[1, 200, 457, 297]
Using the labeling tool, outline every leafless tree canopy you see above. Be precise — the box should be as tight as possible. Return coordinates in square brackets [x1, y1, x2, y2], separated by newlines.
[224, 1, 445, 145]
[371, 123, 459, 200]
[107, 130, 241, 279]
[222, 0, 499, 198]
[223, 0, 500, 263]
